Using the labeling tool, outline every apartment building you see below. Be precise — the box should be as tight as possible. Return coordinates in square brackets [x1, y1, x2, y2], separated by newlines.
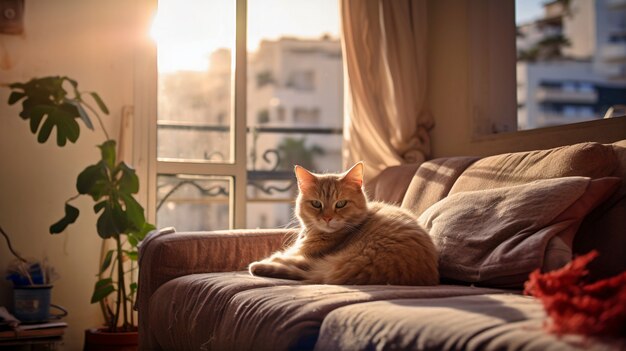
[517, 0, 626, 129]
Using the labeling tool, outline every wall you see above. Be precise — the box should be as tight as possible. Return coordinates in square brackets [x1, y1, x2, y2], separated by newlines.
[0, 1, 153, 349]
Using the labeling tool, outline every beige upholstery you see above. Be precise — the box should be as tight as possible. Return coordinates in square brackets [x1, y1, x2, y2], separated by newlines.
[316, 294, 626, 351]
[449, 142, 618, 194]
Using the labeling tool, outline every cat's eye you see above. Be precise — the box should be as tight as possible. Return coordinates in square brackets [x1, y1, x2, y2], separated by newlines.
[311, 200, 322, 209]
[335, 200, 347, 209]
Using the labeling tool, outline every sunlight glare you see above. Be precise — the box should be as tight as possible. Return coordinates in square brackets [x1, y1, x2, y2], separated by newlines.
[151, 0, 339, 73]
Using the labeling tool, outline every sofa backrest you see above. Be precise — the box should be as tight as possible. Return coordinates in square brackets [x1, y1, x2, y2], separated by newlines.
[371, 140, 626, 280]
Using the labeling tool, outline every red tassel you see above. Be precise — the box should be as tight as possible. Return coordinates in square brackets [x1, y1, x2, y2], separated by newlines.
[524, 250, 626, 337]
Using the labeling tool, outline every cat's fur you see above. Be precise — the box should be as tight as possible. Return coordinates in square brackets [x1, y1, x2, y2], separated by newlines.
[248, 162, 439, 285]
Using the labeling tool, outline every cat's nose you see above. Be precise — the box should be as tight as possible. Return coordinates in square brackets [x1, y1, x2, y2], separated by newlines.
[322, 216, 333, 223]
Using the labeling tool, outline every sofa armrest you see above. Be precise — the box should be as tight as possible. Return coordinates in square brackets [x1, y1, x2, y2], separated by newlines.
[136, 228, 295, 311]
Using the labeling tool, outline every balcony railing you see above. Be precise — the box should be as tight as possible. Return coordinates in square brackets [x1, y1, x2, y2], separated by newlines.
[156, 121, 343, 210]
[534, 87, 598, 103]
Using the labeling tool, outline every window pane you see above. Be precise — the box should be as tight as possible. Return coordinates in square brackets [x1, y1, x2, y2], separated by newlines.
[516, 0, 626, 130]
[153, 0, 235, 162]
[246, 0, 343, 228]
[156, 175, 231, 231]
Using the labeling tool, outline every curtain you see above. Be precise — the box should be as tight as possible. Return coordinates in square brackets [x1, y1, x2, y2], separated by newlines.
[340, 0, 432, 180]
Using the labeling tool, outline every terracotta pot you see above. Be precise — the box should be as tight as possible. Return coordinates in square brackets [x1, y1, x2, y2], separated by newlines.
[84, 328, 138, 351]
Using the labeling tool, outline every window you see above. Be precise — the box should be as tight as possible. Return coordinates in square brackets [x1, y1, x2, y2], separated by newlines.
[286, 70, 315, 91]
[516, 0, 626, 130]
[150, 0, 342, 230]
[293, 107, 320, 124]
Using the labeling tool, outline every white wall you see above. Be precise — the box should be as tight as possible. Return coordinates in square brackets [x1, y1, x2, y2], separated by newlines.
[0, 1, 152, 349]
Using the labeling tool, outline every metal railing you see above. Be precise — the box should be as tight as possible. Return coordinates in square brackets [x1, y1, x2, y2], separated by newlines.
[156, 121, 343, 210]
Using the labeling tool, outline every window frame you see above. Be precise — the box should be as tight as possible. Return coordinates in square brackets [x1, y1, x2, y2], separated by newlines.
[134, 0, 248, 229]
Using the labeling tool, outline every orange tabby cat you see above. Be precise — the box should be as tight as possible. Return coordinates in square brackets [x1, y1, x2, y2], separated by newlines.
[248, 162, 439, 285]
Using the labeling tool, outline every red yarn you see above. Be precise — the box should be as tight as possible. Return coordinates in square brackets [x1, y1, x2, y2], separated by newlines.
[524, 250, 626, 337]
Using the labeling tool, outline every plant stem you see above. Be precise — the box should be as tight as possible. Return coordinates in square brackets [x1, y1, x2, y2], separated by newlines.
[0, 225, 28, 263]
[116, 235, 130, 330]
[81, 100, 110, 141]
[130, 260, 136, 327]
[65, 193, 81, 203]
[113, 235, 122, 331]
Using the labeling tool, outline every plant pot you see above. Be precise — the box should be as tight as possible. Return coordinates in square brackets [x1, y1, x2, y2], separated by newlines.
[84, 327, 138, 351]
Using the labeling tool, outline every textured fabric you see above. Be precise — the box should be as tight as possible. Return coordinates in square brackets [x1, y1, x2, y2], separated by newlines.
[401, 157, 478, 216]
[418, 177, 619, 288]
[365, 163, 420, 205]
[340, 0, 432, 180]
[137, 229, 295, 350]
[315, 294, 626, 351]
[148, 273, 301, 350]
[148, 273, 505, 351]
[449, 142, 617, 194]
[539, 176, 621, 272]
[575, 141, 626, 280]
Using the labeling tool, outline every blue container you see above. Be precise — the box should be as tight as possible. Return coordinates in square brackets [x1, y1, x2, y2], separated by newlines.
[13, 285, 54, 323]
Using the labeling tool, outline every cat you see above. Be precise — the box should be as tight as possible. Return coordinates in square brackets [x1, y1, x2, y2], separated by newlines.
[248, 162, 439, 286]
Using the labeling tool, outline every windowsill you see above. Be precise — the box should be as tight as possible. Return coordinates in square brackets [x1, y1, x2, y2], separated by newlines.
[465, 116, 626, 157]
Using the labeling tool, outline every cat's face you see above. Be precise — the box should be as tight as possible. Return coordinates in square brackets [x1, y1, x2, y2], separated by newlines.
[294, 163, 368, 233]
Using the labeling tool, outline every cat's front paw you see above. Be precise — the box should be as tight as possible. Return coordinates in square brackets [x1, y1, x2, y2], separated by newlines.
[248, 261, 273, 277]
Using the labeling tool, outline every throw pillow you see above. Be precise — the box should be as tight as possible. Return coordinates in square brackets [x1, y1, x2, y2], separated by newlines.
[417, 176, 621, 289]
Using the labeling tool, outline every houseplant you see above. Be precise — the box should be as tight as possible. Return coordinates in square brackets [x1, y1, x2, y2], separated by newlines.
[5, 76, 154, 347]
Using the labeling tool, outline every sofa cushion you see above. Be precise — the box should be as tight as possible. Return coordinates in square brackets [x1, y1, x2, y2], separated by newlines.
[401, 157, 478, 216]
[315, 294, 626, 351]
[449, 142, 617, 194]
[366, 163, 420, 205]
[418, 177, 620, 288]
[575, 141, 626, 280]
[148, 272, 506, 350]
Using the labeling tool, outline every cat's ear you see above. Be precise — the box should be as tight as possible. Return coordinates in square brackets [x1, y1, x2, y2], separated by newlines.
[342, 162, 364, 188]
[294, 165, 317, 191]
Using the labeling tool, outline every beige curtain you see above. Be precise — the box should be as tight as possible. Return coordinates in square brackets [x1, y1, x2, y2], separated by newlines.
[340, 0, 432, 180]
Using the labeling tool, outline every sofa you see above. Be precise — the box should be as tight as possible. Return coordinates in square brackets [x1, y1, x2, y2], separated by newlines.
[137, 140, 626, 350]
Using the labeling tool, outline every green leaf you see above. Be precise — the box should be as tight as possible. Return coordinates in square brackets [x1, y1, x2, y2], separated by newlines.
[116, 162, 139, 194]
[76, 161, 109, 200]
[90, 92, 109, 115]
[50, 204, 80, 234]
[91, 278, 115, 304]
[32, 105, 80, 146]
[8, 92, 26, 105]
[93, 200, 107, 214]
[127, 233, 139, 247]
[124, 250, 138, 261]
[121, 193, 145, 231]
[67, 99, 94, 130]
[100, 250, 114, 274]
[96, 201, 127, 238]
[129, 222, 156, 244]
[6, 76, 97, 147]
[99, 140, 116, 169]
[129, 282, 138, 297]
[63, 77, 78, 89]
[27, 105, 54, 134]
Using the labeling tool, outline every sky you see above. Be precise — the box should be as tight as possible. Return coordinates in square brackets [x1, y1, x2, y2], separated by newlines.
[516, 0, 546, 25]
[152, 0, 544, 72]
[151, 0, 340, 72]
